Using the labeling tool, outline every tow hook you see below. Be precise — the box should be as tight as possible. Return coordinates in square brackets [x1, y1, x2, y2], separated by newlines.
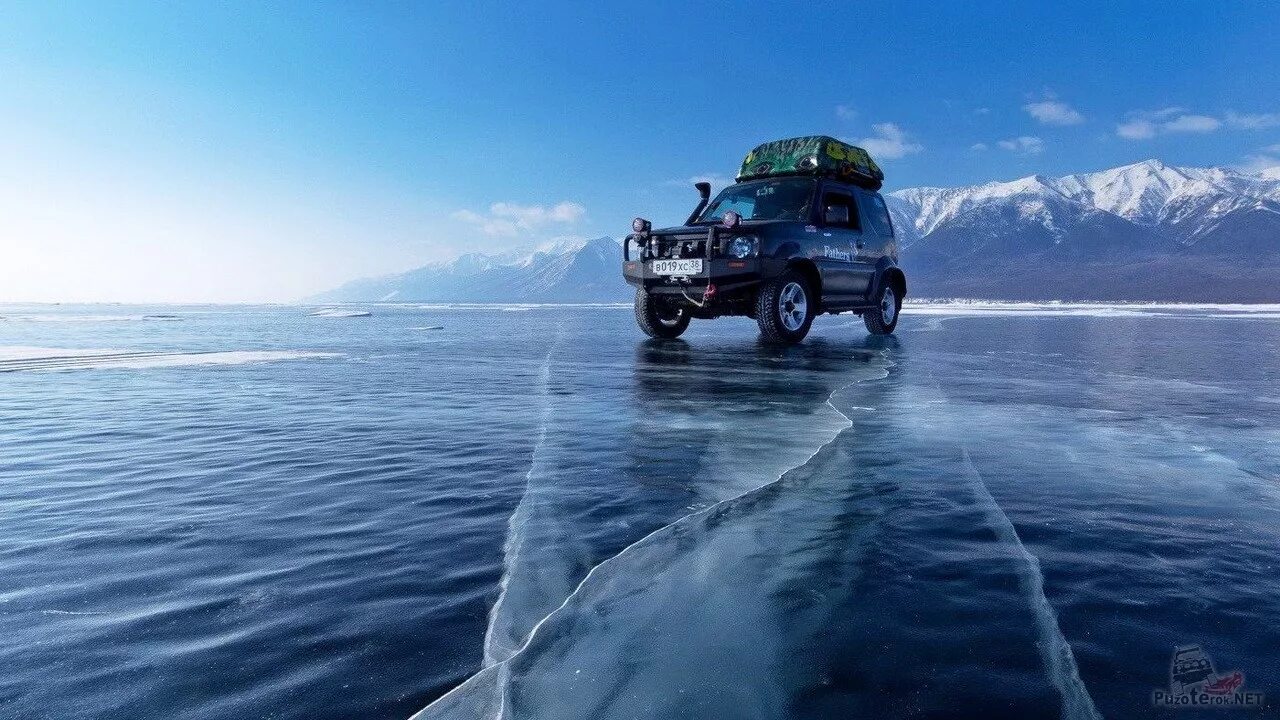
[681, 282, 716, 308]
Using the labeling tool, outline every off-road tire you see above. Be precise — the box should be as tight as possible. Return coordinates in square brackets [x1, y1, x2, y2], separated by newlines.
[863, 281, 900, 335]
[755, 269, 815, 344]
[634, 289, 690, 339]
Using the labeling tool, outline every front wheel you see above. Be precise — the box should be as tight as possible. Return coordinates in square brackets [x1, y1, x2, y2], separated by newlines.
[755, 270, 815, 344]
[634, 289, 690, 339]
[863, 282, 900, 335]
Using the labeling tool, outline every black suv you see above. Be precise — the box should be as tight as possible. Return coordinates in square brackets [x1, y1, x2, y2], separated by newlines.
[623, 136, 906, 344]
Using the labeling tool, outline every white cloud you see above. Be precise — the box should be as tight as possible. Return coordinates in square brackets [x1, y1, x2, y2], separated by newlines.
[1238, 154, 1280, 175]
[1116, 119, 1157, 140]
[1116, 109, 1225, 139]
[450, 209, 519, 237]
[1161, 114, 1222, 133]
[452, 201, 585, 237]
[1238, 143, 1280, 175]
[1225, 111, 1280, 130]
[835, 104, 858, 121]
[997, 136, 1045, 155]
[970, 142, 989, 151]
[973, 107, 992, 115]
[851, 123, 923, 160]
[1023, 98, 1085, 126]
[666, 173, 735, 189]
[1116, 108, 1280, 139]
[492, 201, 585, 224]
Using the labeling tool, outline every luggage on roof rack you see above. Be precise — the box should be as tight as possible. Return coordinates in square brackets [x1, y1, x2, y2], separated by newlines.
[736, 135, 884, 190]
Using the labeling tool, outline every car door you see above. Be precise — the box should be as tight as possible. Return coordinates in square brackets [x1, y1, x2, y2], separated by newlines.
[858, 190, 897, 264]
[816, 186, 873, 300]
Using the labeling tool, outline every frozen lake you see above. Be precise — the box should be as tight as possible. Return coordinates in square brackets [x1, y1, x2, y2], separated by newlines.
[2, 303, 1277, 718]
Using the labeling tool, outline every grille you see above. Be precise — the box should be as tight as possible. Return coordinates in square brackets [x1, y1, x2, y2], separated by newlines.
[652, 233, 715, 259]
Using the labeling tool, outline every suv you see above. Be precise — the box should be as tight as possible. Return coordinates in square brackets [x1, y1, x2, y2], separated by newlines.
[623, 136, 906, 343]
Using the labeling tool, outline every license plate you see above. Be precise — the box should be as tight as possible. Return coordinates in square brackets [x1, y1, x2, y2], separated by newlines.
[650, 259, 703, 275]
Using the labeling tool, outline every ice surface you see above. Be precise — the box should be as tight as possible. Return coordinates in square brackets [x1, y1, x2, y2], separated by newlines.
[411, 304, 1280, 720]
[415, 361, 1093, 719]
[308, 308, 372, 317]
[904, 300, 1280, 318]
[378, 303, 631, 311]
[0, 313, 176, 323]
[7, 304, 1278, 720]
[479, 342, 884, 668]
[957, 450, 1100, 720]
[421, 352, 894, 718]
[0, 347, 340, 372]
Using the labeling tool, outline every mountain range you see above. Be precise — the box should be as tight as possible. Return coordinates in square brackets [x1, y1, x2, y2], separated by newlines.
[312, 238, 625, 303]
[311, 160, 1280, 303]
[887, 159, 1280, 300]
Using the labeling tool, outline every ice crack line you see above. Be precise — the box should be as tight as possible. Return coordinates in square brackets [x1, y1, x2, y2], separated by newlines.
[920, 355, 1099, 719]
[416, 352, 893, 719]
[482, 332, 562, 667]
[959, 451, 1102, 720]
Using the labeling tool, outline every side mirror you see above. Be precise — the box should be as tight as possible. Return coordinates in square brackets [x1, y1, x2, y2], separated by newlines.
[824, 205, 850, 225]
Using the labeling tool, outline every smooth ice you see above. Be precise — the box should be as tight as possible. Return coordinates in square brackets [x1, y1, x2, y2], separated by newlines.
[4, 304, 1278, 720]
[416, 305, 1280, 720]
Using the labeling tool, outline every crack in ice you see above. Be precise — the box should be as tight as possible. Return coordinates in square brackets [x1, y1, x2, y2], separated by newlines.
[482, 333, 562, 667]
[957, 449, 1102, 720]
[414, 353, 891, 719]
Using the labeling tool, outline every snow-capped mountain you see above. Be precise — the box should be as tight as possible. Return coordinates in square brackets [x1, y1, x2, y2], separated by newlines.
[889, 160, 1280, 246]
[887, 160, 1280, 300]
[313, 161, 1280, 304]
[310, 236, 627, 303]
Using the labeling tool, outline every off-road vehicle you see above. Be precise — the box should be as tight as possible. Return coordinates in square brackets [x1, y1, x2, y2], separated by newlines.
[623, 135, 906, 343]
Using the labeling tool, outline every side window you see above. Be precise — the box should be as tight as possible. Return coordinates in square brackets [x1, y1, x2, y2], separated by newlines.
[865, 192, 895, 237]
[821, 191, 862, 231]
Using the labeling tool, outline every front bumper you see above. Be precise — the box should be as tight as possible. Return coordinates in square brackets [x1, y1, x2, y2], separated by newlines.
[622, 257, 763, 295]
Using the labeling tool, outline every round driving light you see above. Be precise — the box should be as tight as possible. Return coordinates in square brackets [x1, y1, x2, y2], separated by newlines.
[722, 210, 741, 229]
[728, 236, 755, 259]
[632, 217, 651, 233]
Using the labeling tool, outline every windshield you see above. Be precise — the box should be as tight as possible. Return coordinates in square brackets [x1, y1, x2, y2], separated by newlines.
[698, 178, 816, 223]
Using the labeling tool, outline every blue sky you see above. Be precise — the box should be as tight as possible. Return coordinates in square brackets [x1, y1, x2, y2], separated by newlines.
[2, 1, 1278, 301]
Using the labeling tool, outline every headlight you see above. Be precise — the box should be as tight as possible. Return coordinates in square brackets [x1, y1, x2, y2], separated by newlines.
[632, 217, 651, 233]
[728, 236, 756, 259]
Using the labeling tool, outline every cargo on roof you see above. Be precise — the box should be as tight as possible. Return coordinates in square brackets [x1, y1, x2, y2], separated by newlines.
[736, 135, 884, 190]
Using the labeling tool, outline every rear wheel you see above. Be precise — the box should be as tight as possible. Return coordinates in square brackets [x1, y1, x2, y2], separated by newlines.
[863, 282, 900, 335]
[634, 289, 690, 339]
[755, 270, 815, 344]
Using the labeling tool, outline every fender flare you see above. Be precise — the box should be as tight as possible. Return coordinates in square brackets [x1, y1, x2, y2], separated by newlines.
[869, 260, 907, 302]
